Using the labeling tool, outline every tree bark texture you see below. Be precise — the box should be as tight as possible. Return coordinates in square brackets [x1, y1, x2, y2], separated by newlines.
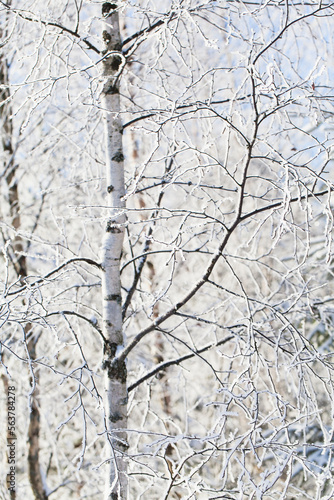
[100, 3, 127, 499]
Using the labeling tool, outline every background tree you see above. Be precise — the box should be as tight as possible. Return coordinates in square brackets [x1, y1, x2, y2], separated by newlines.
[0, 0, 334, 499]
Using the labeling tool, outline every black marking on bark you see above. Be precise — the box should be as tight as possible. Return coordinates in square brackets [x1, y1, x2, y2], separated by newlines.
[111, 55, 122, 71]
[119, 440, 129, 452]
[102, 2, 117, 17]
[109, 411, 122, 423]
[104, 340, 117, 357]
[105, 294, 122, 304]
[112, 151, 124, 162]
[107, 185, 114, 193]
[108, 358, 127, 383]
[102, 30, 111, 44]
[106, 221, 122, 233]
[104, 85, 119, 95]
[103, 342, 127, 383]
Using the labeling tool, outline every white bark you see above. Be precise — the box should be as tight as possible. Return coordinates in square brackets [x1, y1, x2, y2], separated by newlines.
[100, 3, 127, 500]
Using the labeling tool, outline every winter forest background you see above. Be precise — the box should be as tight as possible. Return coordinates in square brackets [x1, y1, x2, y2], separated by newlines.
[0, 0, 334, 499]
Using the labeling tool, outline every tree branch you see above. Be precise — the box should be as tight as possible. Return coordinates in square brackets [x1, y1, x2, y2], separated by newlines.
[44, 310, 106, 343]
[0, 1, 100, 54]
[114, 184, 333, 365]
[128, 334, 235, 392]
[6, 257, 102, 296]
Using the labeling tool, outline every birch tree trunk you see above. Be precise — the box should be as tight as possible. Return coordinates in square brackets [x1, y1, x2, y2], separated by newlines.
[100, 3, 127, 499]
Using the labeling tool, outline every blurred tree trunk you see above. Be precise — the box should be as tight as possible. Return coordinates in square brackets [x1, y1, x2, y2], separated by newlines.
[0, 14, 48, 500]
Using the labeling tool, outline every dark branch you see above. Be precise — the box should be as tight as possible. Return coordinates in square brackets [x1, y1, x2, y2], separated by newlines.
[114, 185, 333, 365]
[123, 97, 250, 129]
[122, 14, 177, 54]
[128, 334, 234, 392]
[0, 1, 100, 54]
[45, 310, 106, 343]
[253, 3, 334, 64]
[6, 257, 102, 296]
